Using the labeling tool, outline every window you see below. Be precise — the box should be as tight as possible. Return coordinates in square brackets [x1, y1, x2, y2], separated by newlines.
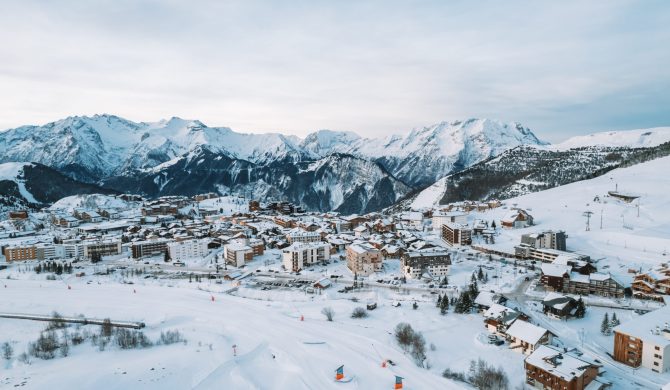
[655, 346, 661, 351]
[654, 362, 659, 366]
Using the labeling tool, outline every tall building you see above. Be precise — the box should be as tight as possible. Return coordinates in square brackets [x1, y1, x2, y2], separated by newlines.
[401, 251, 451, 279]
[346, 243, 382, 276]
[613, 306, 670, 373]
[282, 242, 330, 272]
[168, 239, 209, 262]
[441, 222, 472, 247]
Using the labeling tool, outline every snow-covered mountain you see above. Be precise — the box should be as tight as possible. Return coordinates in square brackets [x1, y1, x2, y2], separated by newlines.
[551, 127, 670, 150]
[0, 115, 544, 186]
[0, 114, 548, 211]
[0, 162, 115, 212]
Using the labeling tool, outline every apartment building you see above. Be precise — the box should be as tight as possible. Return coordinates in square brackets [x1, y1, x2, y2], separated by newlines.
[286, 231, 321, 244]
[346, 243, 382, 276]
[3, 245, 37, 261]
[613, 306, 670, 373]
[401, 251, 451, 279]
[441, 222, 472, 247]
[168, 239, 209, 262]
[520, 230, 566, 251]
[131, 240, 169, 259]
[82, 240, 122, 259]
[225, 243, 253, 267]
[282, 242, 330, 272]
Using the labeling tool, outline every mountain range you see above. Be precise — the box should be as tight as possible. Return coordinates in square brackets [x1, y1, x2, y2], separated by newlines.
[1, 114, 668, 213]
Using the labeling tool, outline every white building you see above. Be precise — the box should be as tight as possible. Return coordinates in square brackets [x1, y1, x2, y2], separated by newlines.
[282, 242, 330, 272]
[614, 305, 670, 373]
[432, 211, 467, 230]
[168, 239, 209, 262]
[286, 230, 321, 244]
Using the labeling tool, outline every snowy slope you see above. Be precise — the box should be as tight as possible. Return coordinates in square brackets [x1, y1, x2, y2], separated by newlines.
[553, 127, 670, 150]
[469, 155, 670, 284]
[49, 194, 135, 212]
[0, 162, 38, 203]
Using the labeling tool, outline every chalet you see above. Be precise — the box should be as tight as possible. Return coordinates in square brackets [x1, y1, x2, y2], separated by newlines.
[474, 291, 508, 312]
[81, 210, 103, 223]
[483, 303, 523, 337]
[506, 320, 554, 355]
[501, 209, 534, 229]
[632, 265, 670, 302]
[565, 272, 624, 298]
[540, 264, 571, 291]
[8, 210, 28, 220]
[381, 244, 403, 259]
[525, 345, 604, 390]
[313, 278, 332, 289]
[542, 292, 578, 320]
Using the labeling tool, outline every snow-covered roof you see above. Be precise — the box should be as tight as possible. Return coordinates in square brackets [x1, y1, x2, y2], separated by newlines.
[506, 320, 550, 345]
[541, 263, 570, 278]
[613, 305, 670, 346]
[525, 345, 600, 381]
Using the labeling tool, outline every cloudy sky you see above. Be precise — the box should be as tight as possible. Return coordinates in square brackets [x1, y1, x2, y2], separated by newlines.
[1, 0, 668, 142]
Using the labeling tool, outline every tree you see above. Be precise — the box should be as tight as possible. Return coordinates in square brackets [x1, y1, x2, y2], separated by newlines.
[440, 295, 449, 315]
[351, 307, 368, 319]
[164, 249, 171, 262]
[477, 267, 484, 281]
[395, 323, 415, 351]
[412, 301, 418, 310]
[436, 294, 443, 308]
[410, 332, 426, 366]
[321, 307, 335, 321]
[600, 313, 611, 335]
[574, 297, 586, 318]
[2, 341, 13, 361]
[610, 312, 620, 328]
[101, 318, 113, 338]
[491, 220, 497, 229]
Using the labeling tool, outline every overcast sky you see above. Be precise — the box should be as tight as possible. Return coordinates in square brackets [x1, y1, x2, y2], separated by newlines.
[1, 0, 668, 142]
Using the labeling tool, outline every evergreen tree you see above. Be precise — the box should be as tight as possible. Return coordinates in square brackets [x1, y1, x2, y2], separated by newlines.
[574, 297, 586, 318]
[610, 312, 620, 328]
[477, 267, 484, 281]
[164, 249, 171, 262]
[601, 313, 611, 335]
[491, 220, 497, 229]
[436, 294, 443, 308]
[469, 277, 479, 300]
[440, 295, 449, 315]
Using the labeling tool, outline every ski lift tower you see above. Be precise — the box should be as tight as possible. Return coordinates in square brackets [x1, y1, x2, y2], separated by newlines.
[583, 211, 593, 231]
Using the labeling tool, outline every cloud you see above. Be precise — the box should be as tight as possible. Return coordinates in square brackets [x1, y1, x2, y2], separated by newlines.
[0, 0, 668, 141]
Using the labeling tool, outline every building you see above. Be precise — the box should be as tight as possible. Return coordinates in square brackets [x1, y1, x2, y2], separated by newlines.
[225, 243, 253, 267]
[168, 239, 209, 262]
[441, 222, 472, 247]
[540, 264, 571, 291]
[3, 245, 37, 261]
[613, 306, 670, 373]
[565, 272, 624, 298]
[505, 320, 553, 355]
[248, 239, 265, 257]
[525, 345, 603, 390]
[8, 210, 28, 220]
[401, 251, 451, 279]
[82, 241, 122, 259]
[282, 242, 331, 272]
[131, 240, 169, 259]
[346, 243, 382, 276]
[501, 209, 534, 229]
[520, 230, 566, 251]
[432, 211, 467, 230]
[474, 291, 508, 312]
[541, 292, 578, 320]
[286, 231, 321, 244]
[631, 265, 670, 302]
[483, 304, 523, 337]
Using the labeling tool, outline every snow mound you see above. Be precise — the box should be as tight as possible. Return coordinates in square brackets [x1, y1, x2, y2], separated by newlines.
[553, 127, 670, 150]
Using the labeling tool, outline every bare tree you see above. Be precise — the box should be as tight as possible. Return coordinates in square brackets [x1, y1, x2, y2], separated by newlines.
[2, 342, 13, 361]
[321, 307, 335, 321]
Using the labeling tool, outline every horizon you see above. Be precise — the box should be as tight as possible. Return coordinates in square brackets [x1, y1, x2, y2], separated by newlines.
[1, 1, 669, 143]
[2, 112, 670, 145]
